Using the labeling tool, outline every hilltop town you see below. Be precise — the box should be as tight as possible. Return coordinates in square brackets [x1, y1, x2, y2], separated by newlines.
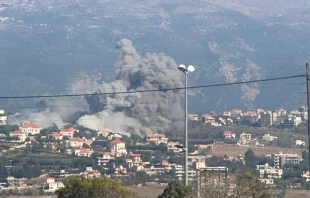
[0, 106, 309, 196]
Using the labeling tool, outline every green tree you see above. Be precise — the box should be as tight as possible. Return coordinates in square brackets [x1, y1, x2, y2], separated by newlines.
[56, 177, 135, 198]
[157, 180, 196, 198]
[244, 149, 258, 168]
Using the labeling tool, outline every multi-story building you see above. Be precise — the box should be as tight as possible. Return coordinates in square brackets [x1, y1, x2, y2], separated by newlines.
[80, 167, 101, 178]
[256, 163, 283, 179]
[9, 130, 26, 142]
[46, 177, 64, 192]
[223, 131, 236, 139]
[110, 138, 127, 155]
[146, 134, 168, 145]
[167, 141, 183, 153]
[260, 112, 273, 127]
[188, 114, 200, 121]
[239, 133, 251, 144]
[20, 122, 42, 135]
[60, 127, 78, 138]
[0, 110, 7, 126]
[272, 152, 303, 168]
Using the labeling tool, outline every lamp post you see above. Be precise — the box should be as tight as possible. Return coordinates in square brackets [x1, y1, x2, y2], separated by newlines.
[178, 64, 195, 186]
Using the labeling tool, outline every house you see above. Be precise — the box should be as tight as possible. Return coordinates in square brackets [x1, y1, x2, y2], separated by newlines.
[60, 127, 78, 138]
[302, 171, 310, 182]
[7, 176, 26, 187]
[193, 159, 206, 170]
[80, 167, 101, 178]
[261, 134, 277, 142]
[296, 140, 305, 146]
[74, 147, 94, 157]
[48, 132, 62, 140]
[272, 152, 303, 168]
[70, 137, 93, 147]
[146, 134, 168, 145]
[230, 109, 242, 116]
[9, 130, 26, 142]
[20, 122, 42, 135]
[239, 133, 251, 144]
[259, 178, 274, 185]
[127, 152, 142, 163]
[167, 141, 183, 153]
[188, 114, 200, 121]
[98, 152, 114, 167]
[46, 177, 64, 192]
[110, 138, 127, 155]
[108, 133, 122, 140]
[223, 131, 236, 139]
[97, 129, 110, 137]
[0, 110, 7, 126]
[256, 163, 283, 179]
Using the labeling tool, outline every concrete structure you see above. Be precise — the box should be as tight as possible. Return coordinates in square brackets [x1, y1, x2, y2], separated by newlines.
[0, 110, 7, 125]
[146, 134, 168, 145]
[239, 133, 251, 144]
[167, 141, 183, 153]
[256, 163, 283, 179]
[20, 122, 41, 135]
[110, 138, 127, 155]
[9, 130, 26, 142]
[272, 152, 303, 168]
[260, 112, 273, 127]
[223, 131, 236, 139]
[46, 177, 64, 192]
[261, 134, 277, 142]
[80, 167, 101, 178]
[188, 114, 200, 121]
[60, 127, 78, 138]
[296, 140, 306, 146]
[302, 171, 310, 182]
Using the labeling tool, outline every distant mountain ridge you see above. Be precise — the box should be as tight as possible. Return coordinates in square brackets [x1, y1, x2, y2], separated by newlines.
[0, 0, 309, 111]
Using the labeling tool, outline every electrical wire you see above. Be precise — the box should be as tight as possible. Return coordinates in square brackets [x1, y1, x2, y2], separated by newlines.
[0, 74, 305, 99]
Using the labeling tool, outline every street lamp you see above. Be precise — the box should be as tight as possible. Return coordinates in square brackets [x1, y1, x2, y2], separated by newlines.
[178, 64, 195, 186]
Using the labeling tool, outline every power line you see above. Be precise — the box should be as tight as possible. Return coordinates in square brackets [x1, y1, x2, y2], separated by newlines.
[0, 74, 305, 99]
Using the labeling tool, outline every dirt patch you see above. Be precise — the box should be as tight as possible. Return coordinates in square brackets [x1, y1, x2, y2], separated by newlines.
[130, 182, 167, 198]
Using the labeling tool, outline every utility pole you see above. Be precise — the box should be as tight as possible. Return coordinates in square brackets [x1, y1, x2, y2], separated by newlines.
[306, 62, 310, 164]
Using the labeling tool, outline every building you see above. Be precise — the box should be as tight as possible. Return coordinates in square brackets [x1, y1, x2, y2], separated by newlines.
[70, 137, 92, 147]
[20, 122, 41, 135]
[60, 127, 78, 138]
[188, 114, 200, 121]
[0, 110, 7, 126]
[272, 152, 303, 168]
[281, 116, 302, 128]
[167, 141, 183, 153]
[46, 177, 64, 192]
[223, 131, 236, 139]
[80, 167, 101, 178]
[302, 171, 310, 182]
[9, 130, 26, 142]
[259, 178, 274, 185]
[260, 112, 272, 127]
[239, 133, 251, 144]
[296, 140, 306, 146]
[193, 159, 206, 170]
[98, 152, 114, 168]
[97, 129, 110, 137]
[48, 132, 62, 140]
[261, 134, 277, 142]
[7, 176, 26, 187]
[110, 138, 127, 155]
[146, 134, 168, 145]
[256, 163, 283, 179]
[74, 147, 94, 157]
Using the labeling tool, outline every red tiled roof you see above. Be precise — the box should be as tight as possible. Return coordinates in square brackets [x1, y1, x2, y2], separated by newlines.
[23, 122, 40, 129]
[10, 130, 24, 135]
[61, 127, 77, 132]
[146, 134, 166, 138]
[72, 137, 83, 142]
[110, 138, 123, 144]
[49, 132, 61, 137]
[244, 111, 255, 116]
[224, 131, 234, 135]
[201, 113, 212, 117]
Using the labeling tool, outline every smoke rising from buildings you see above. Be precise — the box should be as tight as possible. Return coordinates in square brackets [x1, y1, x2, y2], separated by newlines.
[11, 39, 184, 136]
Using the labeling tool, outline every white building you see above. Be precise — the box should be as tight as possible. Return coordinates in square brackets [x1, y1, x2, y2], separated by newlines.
[239, 133, 251, 144]
[256, 163, 283, 179]
[261, 134, 277, 142]
[0, 110, 7, 125]
[296, 140, 306, 146]
[146, 134, 168, 145]
[110, 138, 127, 155]
[188, 114, 200, 121]
[60, 127, 78, 138]
[223, 131, 236, 139]
[167, 141, 183, 153]
[20, 122, 41, 135]
[80, 167, 101, 178]
[302, 171, 310, 182]
[9, 130, 26, 142]
[272, 152, 303, 168]
[46, 177, 64, 192]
